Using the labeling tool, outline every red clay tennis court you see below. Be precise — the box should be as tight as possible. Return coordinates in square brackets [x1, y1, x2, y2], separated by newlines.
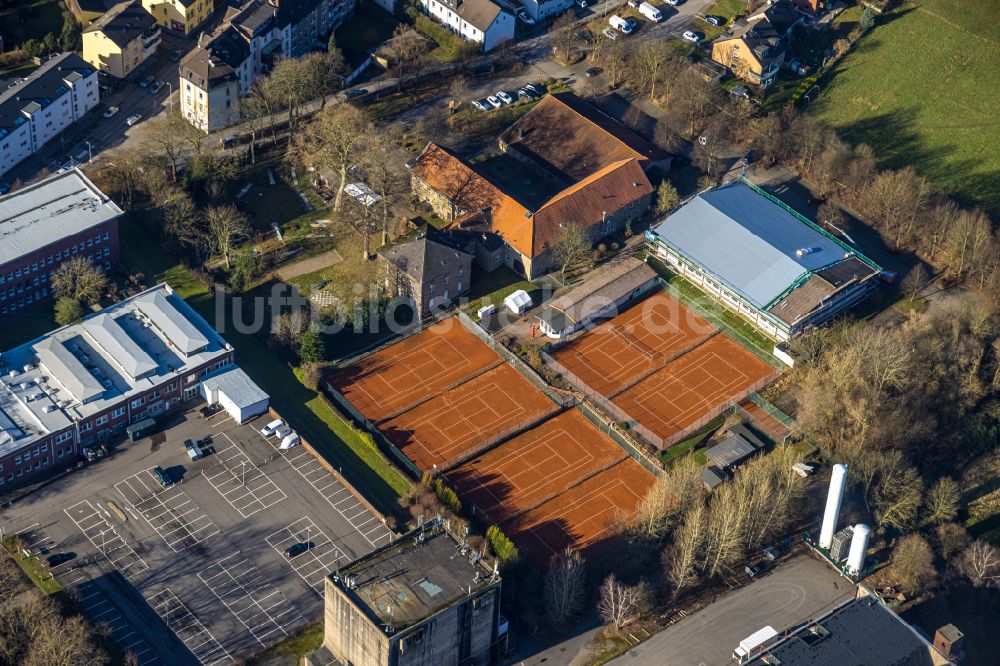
[379, 364, 557, 472]
[613, 334, 776, 442]
[502, 458, 655, 561]
[446, 409, 628, 524]
[550, 292, 716, 395]
[327, 318, 499, 422]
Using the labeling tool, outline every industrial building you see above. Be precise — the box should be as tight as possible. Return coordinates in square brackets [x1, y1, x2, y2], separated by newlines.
[324, 520, 503, 666]
[748, 585, 955, 665]
[646, 180, 883, 341]
[0, 169, 123, 316]
[0, 283, 266, 492]
[0, 53, 99, 178]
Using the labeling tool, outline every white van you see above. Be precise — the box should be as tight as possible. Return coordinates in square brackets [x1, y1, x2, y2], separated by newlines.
[260, 418, 284, 437]
[279, 432, 301, 450]
[639, 1, 662, 21]
[608, 15, 634, 34]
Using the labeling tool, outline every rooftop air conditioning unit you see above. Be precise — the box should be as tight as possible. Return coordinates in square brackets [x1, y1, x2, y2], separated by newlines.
[43, 405, 57, 413]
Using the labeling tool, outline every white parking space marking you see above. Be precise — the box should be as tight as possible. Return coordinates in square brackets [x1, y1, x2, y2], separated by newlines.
[147, 588, 231, 666]
[73, 580, 160, 666]
[115, 469, 220, 551]
[197, 553, 305, 646]
[265, 517, 344, 597]
[202, 436, 286, 517]
[266, 438, 394, 549]
[64, 500, 148, 578]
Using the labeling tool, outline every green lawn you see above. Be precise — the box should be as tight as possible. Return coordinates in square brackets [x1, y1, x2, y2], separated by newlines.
[3, 536, 62, 595]
[464, 266, 538, 319]
[691, 0, 750, 41]
[658, 414, 725, 465]
[0, 301, 57, 351]
[0, 0, 64, 47]
[810, 0, 1000, 215]
[237, 161, 308, 234]
[247, 621, 323, 665]
[120, 220, 411, 513]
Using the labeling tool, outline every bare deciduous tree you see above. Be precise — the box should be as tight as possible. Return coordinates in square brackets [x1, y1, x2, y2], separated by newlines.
[204, 205, 249, 269]
[959, 540, 1000, 587]
[597, 574, 647, 631]
[290, 103, 373, 212]
[544, 548, 586, 625]
[145, 111, 192, 182]
[923, 477, 960, 526]
[51, 256, 108, 305]
[552, 223, 591, 280]
[891, 533, 936, 596]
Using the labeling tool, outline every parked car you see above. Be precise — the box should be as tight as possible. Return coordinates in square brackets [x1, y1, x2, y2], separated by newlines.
[200, 403, 222, 418]
[151, 466, 171, 487]
[705, 15, 724, 25]
[346, 88, 368, 98]
[126, 113, 142, 126]
[585, 67, 601, 77]
[496, 90, 514, 105]
[517, 10, 535, 24]
[603, 27, 620, 40]
[517, 88, 536, 100]
[524, 82, 546, 96]
[139, 75, 154, 87]
[486, 95, 502, 108]
[284, 542, 312, 558]
[627, 0, 639, 6]
[274, 425, 293, 440]
[46, 552, 76, 567]
[169, 49, 182, 62]
[665, 0, 683, 5]
[745, 562, 764, 578]
[763, 546, 779, 561]
[472, 99, 490, 111]
[609, 15, 634, 35]
[103, 106, 119, 118]
[150, 81, 164, 94]
[184, 438, 203, 461]
[682, 30, 702, 42]
[279, 432, 301, 450]
[260, 419, 284, 437]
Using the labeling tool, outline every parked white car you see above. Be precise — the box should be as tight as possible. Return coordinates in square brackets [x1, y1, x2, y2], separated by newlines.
[260, 418, 284, 437]
[279, 432, 301, 450]
[603, 27, 620, 40]
[125, 113, 142, 126]
[103, 106, 119, 118]
[682, 30, 703, 43]
[496, 90, 514, 104]
[486, 95, 502, 108]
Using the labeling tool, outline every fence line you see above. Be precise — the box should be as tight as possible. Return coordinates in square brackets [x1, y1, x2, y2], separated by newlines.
[457, 311, 572, 407]
[322, 382, 423, 480]
[374, 359, 505, 425]
[575, 400, 663, 477]
[442, 404, 561, 472]
[605, 330, 720, 400]
[747, 391, 798, 430]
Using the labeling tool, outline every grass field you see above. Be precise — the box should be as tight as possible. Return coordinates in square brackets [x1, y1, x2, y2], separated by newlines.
[0, 0, 64, 47]
[810, 0, 1000, 216]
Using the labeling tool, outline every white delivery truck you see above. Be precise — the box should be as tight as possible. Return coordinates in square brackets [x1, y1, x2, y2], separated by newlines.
[639, 1, 662, 21]
[609, 15, 634, 34]
[733, 626, 778, 664]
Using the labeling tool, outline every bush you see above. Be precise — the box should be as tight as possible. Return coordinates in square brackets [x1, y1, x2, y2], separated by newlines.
[299, 327, 326, 363]
[54, 297, 83, 325]
[433, 478, 462, 514]
[487, 525, 520, 565]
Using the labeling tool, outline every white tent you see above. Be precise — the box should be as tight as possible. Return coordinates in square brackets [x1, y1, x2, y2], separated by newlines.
[504, 290, 532, 315]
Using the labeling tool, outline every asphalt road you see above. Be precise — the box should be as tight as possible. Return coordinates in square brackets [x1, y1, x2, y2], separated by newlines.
[0, 407, 394, 664]
[611, 553, 853, 666]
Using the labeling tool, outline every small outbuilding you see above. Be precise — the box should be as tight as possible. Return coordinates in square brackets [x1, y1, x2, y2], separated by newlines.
[701, 465, 727, 491]
[705, 423, 768, 469]
[199, 366, 270, 424]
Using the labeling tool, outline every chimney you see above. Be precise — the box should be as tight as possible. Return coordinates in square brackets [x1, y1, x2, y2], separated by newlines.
[933, 625, 964, 660]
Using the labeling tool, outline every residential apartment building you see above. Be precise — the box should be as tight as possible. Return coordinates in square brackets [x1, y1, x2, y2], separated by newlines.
[378, 234, 473, 318]
[0, 169, 122, 317]
[0, 283, 235, 492]
[420, 0, 514, 52]
[324, 520, 503, 666]
[180, 27, 251, 131]
[179, 0, 355, 131]
[82, 0, 162, 79]
[710, 0, 802, 87]
[519, 0, 572, 21]
[142, 0, 212, 34]
[0, 53, 99, 178]
[410, 93, 663, 279]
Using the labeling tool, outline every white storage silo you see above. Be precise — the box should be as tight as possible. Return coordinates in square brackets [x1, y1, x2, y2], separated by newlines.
[819, 464, 848, 549]
[847, 523, 871, 574]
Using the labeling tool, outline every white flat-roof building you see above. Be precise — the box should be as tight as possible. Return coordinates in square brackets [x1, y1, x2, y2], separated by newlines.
[0, 283, 238, 492]
[200, 366, 269, 423]
[0, 53, 99, 178]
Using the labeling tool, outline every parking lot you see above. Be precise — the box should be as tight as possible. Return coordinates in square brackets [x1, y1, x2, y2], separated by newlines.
[0, 408, 395, 664]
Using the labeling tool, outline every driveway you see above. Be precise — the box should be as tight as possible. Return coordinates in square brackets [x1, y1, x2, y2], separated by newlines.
[611, 553, 853, 666]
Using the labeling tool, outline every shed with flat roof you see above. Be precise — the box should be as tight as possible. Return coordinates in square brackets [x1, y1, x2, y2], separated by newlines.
[199, 366, 269, 423]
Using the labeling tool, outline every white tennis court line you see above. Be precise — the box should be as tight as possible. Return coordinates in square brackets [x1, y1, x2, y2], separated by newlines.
[146, 588, 231, 666]
[272, 441, 394, 549]
[265, 517, 344, 597]
[197, 553, 304, 646]
[350, 335, 473, 409]
[64, 500, 148, 578]
[203, 436, 287, 517]
[115, 469, 220, 551]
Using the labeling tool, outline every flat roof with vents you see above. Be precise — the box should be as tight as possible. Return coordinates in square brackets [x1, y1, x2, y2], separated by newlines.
[32, 337, 105, 403]
[0, 168, 122, 267]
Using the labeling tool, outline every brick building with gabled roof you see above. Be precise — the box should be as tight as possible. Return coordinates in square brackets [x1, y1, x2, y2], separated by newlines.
[409, 93, 659, 279]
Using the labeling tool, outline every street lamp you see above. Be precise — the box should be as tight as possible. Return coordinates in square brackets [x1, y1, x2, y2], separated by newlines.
[167, 82, 173, 112]
[85, 141, 93, 164]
